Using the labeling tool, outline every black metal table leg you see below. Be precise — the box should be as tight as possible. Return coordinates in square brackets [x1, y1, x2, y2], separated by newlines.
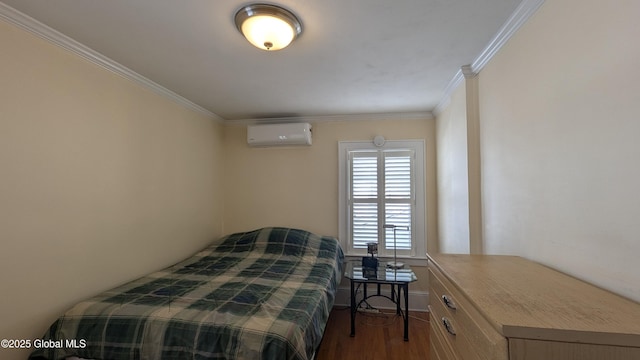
[396, 284, 401, 316]
[403, 283, 409, 341]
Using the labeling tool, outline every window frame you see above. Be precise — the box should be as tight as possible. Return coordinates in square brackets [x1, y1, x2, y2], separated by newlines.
[338, 140, 426, 259]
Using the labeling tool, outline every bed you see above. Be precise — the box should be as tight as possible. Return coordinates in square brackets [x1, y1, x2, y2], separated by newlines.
[29, 227, 344, 360]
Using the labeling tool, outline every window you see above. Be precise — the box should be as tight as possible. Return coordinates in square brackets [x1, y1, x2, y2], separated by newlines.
[339, 140, 426, 258]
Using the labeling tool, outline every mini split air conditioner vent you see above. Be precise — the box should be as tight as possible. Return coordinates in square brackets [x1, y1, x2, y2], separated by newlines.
[247, 123, 312, 146]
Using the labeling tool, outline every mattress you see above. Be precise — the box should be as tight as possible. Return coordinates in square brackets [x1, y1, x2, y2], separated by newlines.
[29, 227, 344, 360]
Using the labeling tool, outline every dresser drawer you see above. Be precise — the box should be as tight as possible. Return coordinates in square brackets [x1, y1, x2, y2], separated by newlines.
[429, 266, 508, 360]
[429, 305, 460, 360]
[428, 254, 640, 360]
[430, 285, 469, 360]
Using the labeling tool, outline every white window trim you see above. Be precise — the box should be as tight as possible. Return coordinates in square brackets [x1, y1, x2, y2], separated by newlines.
[338, 140, 426, 260]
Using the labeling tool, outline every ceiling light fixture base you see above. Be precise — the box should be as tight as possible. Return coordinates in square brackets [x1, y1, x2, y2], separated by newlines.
[234, 3, 302, 51]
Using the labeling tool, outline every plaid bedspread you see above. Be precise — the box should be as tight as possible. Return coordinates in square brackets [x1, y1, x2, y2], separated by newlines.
[30, 227, 344, 360]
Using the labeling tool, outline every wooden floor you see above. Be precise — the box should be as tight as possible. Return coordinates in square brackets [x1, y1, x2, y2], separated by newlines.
[316, 307, 430, 359]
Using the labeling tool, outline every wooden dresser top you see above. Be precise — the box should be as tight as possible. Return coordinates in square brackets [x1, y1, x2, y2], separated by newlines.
[428, 253, 640, 347]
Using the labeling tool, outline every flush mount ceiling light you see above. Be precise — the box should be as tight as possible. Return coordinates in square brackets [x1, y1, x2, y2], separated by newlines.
[234, 3, 302, 51]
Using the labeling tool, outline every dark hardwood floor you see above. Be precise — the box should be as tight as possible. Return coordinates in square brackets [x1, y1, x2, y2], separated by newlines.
[316, 307, 430, 359]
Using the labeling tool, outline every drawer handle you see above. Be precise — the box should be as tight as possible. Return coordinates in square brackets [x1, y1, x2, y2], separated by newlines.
[442, 294, 457, 309]
[441, 317, 456, 336]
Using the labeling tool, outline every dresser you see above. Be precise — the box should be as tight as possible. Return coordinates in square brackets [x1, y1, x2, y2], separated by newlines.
[428, 254, 640, 360]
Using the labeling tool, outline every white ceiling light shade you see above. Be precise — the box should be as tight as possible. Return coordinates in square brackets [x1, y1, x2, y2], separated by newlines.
[234, 4, 302, 51]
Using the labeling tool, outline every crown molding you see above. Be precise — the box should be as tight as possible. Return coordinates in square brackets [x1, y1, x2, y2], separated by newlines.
[225, 111, 434, 126]
[433, 69, 464, 116]
[461, 65, 477, 79]
[2, 0, 544, 123]
[0, 2, 224, 122]
[433, 0, 545, 116]
[470, 0, 545, 73]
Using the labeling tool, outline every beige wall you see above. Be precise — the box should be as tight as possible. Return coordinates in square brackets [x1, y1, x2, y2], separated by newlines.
[223, 117, 438, 294]
[437, 0, 640, 302]
[436, 82, 471, 254]
[0, 20, 225, 359]
[223, 118, 438, 247]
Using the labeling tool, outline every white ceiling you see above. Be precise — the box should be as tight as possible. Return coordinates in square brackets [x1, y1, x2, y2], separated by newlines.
[1, 0, 528, 121]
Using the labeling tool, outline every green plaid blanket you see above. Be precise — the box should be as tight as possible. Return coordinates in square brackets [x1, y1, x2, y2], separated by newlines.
[30, 227, 344, 360]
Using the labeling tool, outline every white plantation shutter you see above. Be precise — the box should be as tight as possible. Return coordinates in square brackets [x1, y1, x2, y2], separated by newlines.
[352, 155, 378, 198]
[350, 153, 379, 249]
[384, 153, 412, 199]
[347, 148, 416, 255]
[352, 203, 378, 248]
[385, 205, 412, 250]
[339, 140, 425, 258]
[384, 152, 413, 250]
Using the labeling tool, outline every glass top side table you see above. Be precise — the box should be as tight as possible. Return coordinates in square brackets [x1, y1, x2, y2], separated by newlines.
[344, 261, 417, 341]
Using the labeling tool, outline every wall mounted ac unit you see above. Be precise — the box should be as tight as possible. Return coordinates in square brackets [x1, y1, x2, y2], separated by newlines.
[247, 123, 312, 146]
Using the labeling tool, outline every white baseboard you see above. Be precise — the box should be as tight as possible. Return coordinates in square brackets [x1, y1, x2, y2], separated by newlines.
[333, 286, 429, 312]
